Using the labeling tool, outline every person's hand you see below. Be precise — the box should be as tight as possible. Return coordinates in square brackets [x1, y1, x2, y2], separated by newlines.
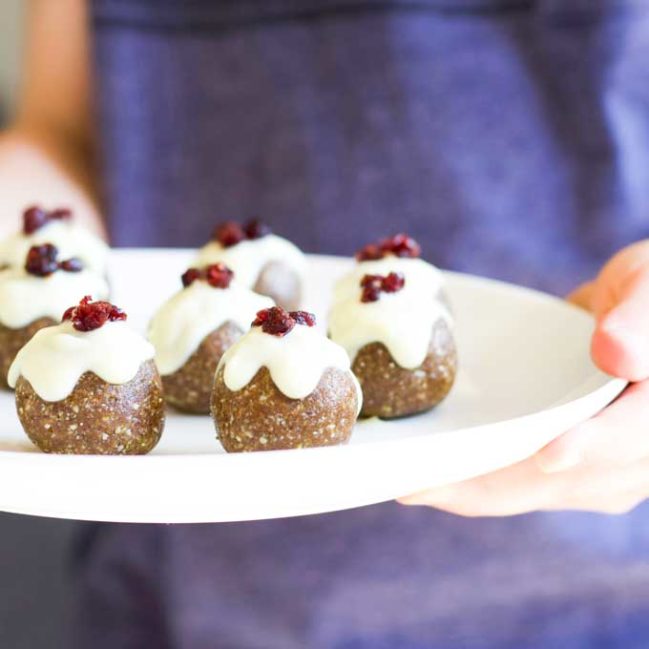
[399, 241, 649, 516]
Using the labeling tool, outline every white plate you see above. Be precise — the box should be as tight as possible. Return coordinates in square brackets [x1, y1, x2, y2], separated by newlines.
[0, 250, 626, 523]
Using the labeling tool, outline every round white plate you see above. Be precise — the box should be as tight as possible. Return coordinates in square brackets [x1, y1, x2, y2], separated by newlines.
[0, 250, 626, 523]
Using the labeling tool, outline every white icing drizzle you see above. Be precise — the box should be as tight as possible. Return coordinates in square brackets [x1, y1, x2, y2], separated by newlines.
[0, 267, 109, 329]
[148, 280, 274, 375]
[8, 320, 155, 402]
[219, 324, 362, 409]
[328, 265, 452, 369]
[333, 256, 445, 304]
[0, 221, 110, 274]
[193, 235, 306, 288]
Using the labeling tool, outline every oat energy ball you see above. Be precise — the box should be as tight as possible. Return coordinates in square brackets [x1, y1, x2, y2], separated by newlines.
[0, 205, 110, 274]
[0, 244, 109, 388]
[211, 307, 361, 452]
[148, 263, 273, 414]
[329, 258, 457, 419]
[193, 219, 305, 310]
[9, 297, 165, 455]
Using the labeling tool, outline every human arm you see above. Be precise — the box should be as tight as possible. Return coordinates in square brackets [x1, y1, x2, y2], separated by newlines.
[0, 0, 104, 237]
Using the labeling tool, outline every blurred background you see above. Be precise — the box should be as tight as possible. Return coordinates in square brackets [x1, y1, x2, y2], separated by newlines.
[0, 4, 76, 648]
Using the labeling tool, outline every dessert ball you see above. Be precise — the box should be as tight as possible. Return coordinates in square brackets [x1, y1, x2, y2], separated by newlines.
[9, 297, 165, 455]
[335, 233, 448, 308]
[0, 244, 109, 388]
[329, 268, 457, 419]
[148, 263, 273, 414]
[194, 219, 305, 310]
[0, 205, 110, 274]
[211, 307, 361, 452]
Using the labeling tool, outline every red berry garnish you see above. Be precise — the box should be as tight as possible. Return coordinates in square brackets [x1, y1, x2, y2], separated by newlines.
[62, 296, 127, 332]
[356, 233, 421, 261]
[22, 206, 72, 235]
[381, 271, 406, 293]
[243, 219, 271, 240]
[289, 310, 316, 327]
[212, 219, 272, 247]
[181, 264, 234, 289]
[25, 244, 59, 276]
[49, 208, 72, 220]
[205, 263, 234, 288]
[251, 307, 295, 337]
[385, 233, 421, 258]
[181, 268, 202, 287]
[359, 272, 405, 302]
[23, 207, 48, 236]
[360, 274, 384, 288]
[355, 244, 383, 262]
[214, 221, 246, 248]
[25, 244, 84, 276]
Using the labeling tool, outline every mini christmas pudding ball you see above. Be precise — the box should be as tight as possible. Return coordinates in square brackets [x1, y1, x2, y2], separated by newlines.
[335, 233, 448, 308]
[9, 297, 165, 455]
[0, 205, 110, 274]
[0, 244, 109, 389]
[211, 307, 362, 452]
[329, 269, 457, 419]
[193, 219, 306, 310]
[148, 263, 273, 414]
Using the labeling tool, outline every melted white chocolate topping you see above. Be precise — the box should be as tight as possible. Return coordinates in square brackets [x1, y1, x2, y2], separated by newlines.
[194, 235, 306, 288]
[148, 280, 274, 375]
[8, 320, 155, 402]
[219, 323, 362, 409]
[0, 220, 110, 274]
[0, 268, 109, 329]
[333, 256, 444, 303]
[329, 265, 451, 369]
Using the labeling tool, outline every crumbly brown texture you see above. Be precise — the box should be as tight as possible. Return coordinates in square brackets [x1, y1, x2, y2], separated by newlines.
[352, 318, 456, 419]
[211, 366, 358, 452]
[162, 321, 242, 414]
[253, 261, 302, 310]
[0, 317, 56, 390]
[15, 360, 165, 454]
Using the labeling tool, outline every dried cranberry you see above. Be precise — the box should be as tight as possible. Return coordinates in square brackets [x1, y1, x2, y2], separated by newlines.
[59, 257, 83, 272]
[22, 207, 49, 235]
[243, 219, 271, 240]
[181, 264, 234, 289]
[355, 233, 421, 261]
[360, 274, 384, 289]
[181, 268, 202, 287]
[49, 208, 72, 221]
[62, 296, 127, 332]
[251, 307, 295, 337]
[380, 233, 420, 258]
[22, 205, 72, 235]
[361, 285, 381, 302]
[25, 244, 59, 276]
[355, 243, 384, 262]
[290, 310, 316, 327]
[25, 245, 85, 276]
[359, 272, 405, 302]
[214, 221, 246, 248]
[381, 271, 405, 293]
[205, 263, 234, 288]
